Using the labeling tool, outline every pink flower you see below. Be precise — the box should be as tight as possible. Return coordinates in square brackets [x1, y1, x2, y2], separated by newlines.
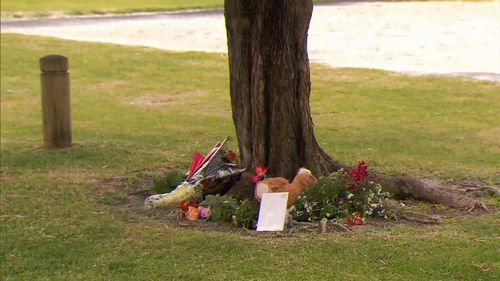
[251, 175, 261, 184]
[251, 166, 269, 184]
[198, 206, 211, 219]
[255, 166, 269, 177]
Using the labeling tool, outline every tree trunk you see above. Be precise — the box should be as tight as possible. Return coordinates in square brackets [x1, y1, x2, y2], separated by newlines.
[225, 0, 338, 180]
[223, 0, 485, 211]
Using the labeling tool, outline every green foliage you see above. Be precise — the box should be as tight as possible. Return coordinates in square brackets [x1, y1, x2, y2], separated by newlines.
[233, 199, 259, 229]
[152, 171, 185, 194]
[201, 196, 259, 229]
[293, 174, 344, 222]
[201, 195, 238, 223]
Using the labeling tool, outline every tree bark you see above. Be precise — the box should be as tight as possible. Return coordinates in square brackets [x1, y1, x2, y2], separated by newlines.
[225, 0, 339, 180]
[224, 0, 485, 210]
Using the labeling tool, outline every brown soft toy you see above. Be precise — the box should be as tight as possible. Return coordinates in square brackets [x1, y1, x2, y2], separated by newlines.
[254, 168, 318, 208]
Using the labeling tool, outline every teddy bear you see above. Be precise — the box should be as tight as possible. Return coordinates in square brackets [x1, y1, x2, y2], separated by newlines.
[254, 168, 318, 208]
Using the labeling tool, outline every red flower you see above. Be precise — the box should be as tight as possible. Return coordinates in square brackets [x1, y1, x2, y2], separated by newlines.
[256, 166, 269, 177]
[346, 161, 369, 191]
[348, 182, 359, 192]
[349, 161, 368, 181]
[180, 200, 198, 212]
[225, 150, 237, 163]
[251, 166, 269, 184]
[180, 200, 190, 212]
[353, 212, 362, 220]
[347, 212, 364, 225]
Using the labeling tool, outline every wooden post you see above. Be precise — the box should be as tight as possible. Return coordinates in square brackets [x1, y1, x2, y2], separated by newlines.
[40, 55, 72, 148]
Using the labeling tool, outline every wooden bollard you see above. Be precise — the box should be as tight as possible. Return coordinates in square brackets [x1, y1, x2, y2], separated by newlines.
[40, 55, 72, 148]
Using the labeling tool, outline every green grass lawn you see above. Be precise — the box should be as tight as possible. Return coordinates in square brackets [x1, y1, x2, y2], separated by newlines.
[1, 34, 499, 280]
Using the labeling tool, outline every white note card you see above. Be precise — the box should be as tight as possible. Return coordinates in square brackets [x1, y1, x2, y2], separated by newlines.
[256, 192, 289, 231]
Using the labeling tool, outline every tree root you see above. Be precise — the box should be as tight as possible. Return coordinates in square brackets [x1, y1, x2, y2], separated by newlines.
[372, 174, 489, 212]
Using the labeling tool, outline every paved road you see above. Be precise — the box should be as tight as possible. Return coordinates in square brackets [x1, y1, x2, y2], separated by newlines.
[2, 2, 499, 82]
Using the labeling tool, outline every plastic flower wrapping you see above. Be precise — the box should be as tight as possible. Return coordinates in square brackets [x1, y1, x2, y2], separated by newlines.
[144, 137, 244, 209]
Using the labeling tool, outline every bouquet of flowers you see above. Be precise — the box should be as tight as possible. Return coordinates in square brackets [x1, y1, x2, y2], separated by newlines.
[292, 161, 389, 224]
[144, 137, 244, 209]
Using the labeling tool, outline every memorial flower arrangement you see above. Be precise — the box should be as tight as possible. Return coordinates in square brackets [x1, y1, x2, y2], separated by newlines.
[178, 161, 389, 228]
[292, 161, 389, 224]
[151, 140, 389, 229]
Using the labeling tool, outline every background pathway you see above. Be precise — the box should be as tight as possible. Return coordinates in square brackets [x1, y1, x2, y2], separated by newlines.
[2, 2, 499, 81]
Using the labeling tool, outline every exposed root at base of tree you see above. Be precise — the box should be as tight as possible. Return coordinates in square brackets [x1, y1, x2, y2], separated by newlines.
[371, 173, 488, 212]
